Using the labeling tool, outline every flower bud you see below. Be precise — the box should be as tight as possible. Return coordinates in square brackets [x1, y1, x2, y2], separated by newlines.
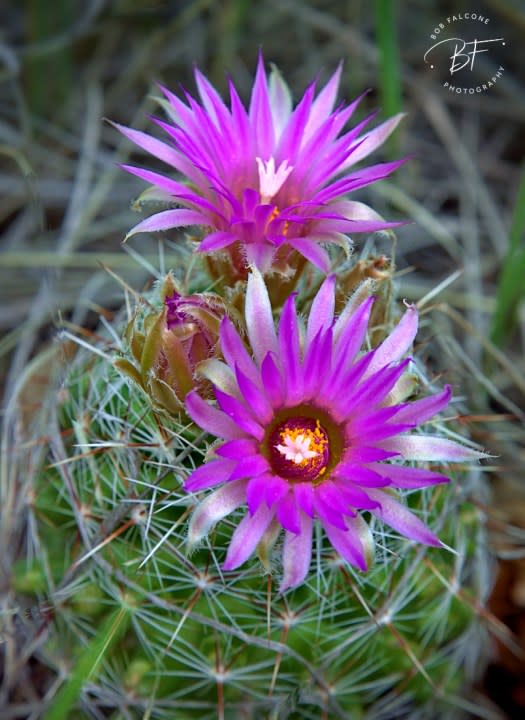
[115, 275, 226, 414]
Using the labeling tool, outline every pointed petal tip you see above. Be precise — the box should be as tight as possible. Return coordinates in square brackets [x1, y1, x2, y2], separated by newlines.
[222, 557, 239, 572]
[223, 503, 275, 570]
[278, 572, 307, 594]
[279, 513, 313, 591]
[188, 480, 248, 546]
[355, 554, 368, 572]
[106, 117, 122, 131]
[421, 531, 443, 548]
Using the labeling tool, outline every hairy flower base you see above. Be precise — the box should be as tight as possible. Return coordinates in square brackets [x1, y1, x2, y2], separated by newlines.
[184, 270, 486, 591]
[116, 53, 405, 273]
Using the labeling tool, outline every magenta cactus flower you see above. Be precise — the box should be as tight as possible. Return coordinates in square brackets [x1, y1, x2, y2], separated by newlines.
[184, 270, 485, 591]
[115, 53, 405, 273]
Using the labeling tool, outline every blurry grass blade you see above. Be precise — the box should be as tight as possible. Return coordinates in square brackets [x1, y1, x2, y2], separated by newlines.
[491, 163, 525, 345]
[374, 0, 402, 157]
[42, 606, 131, 720]
[26, 0, 74, 119]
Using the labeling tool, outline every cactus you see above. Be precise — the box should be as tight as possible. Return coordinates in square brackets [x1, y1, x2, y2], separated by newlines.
[1, 256, 495, 720]
[1, 54, 496, 720]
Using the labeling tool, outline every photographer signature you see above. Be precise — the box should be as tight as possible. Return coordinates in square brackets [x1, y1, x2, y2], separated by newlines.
[424, 37, 505, 74]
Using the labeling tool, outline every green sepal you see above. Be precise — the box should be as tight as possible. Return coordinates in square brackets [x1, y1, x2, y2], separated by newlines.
[140, 309, 165, 376]
[114, 358, 145, 389]
[162, 330, 193, 399]
[149, 377, 184, 414]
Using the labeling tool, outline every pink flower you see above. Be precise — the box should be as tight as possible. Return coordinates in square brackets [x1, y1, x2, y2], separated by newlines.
[115, 53, 405, 273]
[183, 270, 485, 591]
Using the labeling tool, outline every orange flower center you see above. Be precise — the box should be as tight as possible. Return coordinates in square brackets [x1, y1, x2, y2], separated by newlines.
[268, 416, 330, 483]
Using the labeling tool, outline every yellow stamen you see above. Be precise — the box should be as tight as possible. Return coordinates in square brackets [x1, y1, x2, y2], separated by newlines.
[276, 420, 328, 470]
[268, 207, 289, 236]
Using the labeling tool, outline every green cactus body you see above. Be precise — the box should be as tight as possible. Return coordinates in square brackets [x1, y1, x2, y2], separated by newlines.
[6, 273, 493, 720]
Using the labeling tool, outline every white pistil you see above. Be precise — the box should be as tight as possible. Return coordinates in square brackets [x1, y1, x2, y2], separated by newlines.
[256, 156, 293, 203]
[275, 433, 319, 465]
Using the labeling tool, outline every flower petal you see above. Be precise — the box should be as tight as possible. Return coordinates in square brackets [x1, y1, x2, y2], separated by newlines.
[314, 487, 349, 530]
[198, 231, 238, 252]
[219, 317, 260, 387]
[184, 458, 236, 492]
[287, 236, 331, 272]
[379, 434, 487, 462]
[214, 387, 265, 440]
[365, 305, 418, 376]
[303, 62, 344, 142]
[349, 404, 402, 427]
[277, 82, 315, 162]
[333, 297, 375, 370]
[323, 349, 377, 407]
[186, 390, 245, 440]
[229, 454, 270, 481]
[280, 512, 313, 591]
[279, 294, 303, 404]
[235, 365, 273, 423]
[349, 421, 413, 443]
[257, 518, 282, 569]
[121, 164, 218, 215]
[367, 463, 450, 489]
[335, 463, 391, 488]
[334, 460, 390, 487]
[113, 122, 194, 176]
[216, 438, 259, 459]
[223, 503, 275, 570]
[245, 242, 277, 274]
[293, 482, 315, 517]
[269, 65, 293, 140]
[306, 274, 336, 348]
[265, 475, 290, 508]
[344, 446, 400, 463]
[196, 359, 239, 397]
[323, 518, 369, 571]
[342, 113, 405, 167]
[245, 268, 279, 366]
[366, 488, 441, 546]
[303, 327, 333, 398]
[261, 351, 285, 407]
[246, 474, 268, 515]
[333, 287, 374, 346]
[337, 358, 412, 418]
[188, 479, 248, 545]
[276, 491, 302, 534]
[393, 385, 452, 425]
[194, 68, 231, 131]
[229, 79, 251, 157]
[329, 199, 390, 225]
[249, 52, 275, 159]
[336, 483, 380, 511]
[126, 209, 208, 239]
